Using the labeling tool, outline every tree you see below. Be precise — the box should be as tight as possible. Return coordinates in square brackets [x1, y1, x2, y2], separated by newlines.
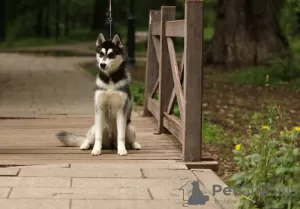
[0, 0, 6, 41]
[55, 0, 61, 40]
[91, 0, 108, 32]
[44, 1, 51, 38]
[297, 12, 300, 32]
[206, 0, 289, 68]
[164, 0, 176, 6]
[64, 0, 70, 36]
[35, 2, 44, 37]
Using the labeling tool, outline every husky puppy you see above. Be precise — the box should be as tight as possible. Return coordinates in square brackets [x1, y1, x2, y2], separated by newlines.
[55, 33, 141, 156]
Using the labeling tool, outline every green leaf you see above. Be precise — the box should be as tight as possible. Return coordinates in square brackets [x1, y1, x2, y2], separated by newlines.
[275, 167, 287, 175]
[231, 172, 253, 182]
[293, 148, 299, 156]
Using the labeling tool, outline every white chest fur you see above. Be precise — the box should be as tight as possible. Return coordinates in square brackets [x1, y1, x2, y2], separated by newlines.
[94, 90, 127, 120]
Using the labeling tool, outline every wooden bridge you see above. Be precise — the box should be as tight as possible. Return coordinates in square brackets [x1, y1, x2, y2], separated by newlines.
[0, 0, 217, 170]
[143, 1, 217, 168]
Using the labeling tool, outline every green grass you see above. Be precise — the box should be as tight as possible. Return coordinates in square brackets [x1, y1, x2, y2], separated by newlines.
[291, 38, 300, 53]
[232, 57, 300, 89]
[83, 62, 98, 77]
[173, 104, 227, 145]
[204, 27, 214, 41]
[233, 66, 277, 86]
[0, 28, 98, 49]
[202, 119, 227, 144]
[130, 81, 145, 106]
[0, 37, 73, 49]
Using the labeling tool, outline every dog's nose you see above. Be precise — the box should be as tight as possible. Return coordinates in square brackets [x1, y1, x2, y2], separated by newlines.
[100, 63, 106, 69]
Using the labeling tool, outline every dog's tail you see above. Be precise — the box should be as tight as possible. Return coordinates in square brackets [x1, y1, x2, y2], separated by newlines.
[55, 131, 85, 147]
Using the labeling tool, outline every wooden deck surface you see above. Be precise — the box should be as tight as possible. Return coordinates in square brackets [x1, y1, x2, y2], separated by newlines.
[0, 53, 182, 166]
[0, 116, 182, 165]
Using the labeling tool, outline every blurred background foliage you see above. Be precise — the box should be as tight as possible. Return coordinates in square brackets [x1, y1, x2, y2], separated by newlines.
[0, 0, 218, 45]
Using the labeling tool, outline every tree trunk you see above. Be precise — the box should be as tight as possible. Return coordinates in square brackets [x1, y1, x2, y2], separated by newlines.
[71, 19, 76, 30]
[91, 0, 107, 32]
[64, 0, 70, 36]
[296, 11, 300, 33]
[206, 0, 289, 69]
[6, 0, 18, 25]
[44, 3, 50, 37]
[55, 0, 60, 41]
[0, 0, 6, 41]
[164, 0, 176, 6]
[35, 7, 44, 37]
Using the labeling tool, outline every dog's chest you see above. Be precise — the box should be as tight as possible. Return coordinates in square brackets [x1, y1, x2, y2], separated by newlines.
[95, 90, 126, 119]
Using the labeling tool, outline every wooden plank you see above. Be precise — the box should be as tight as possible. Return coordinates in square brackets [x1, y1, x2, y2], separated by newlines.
[0, 149, 181, 154]
[0, 153, 181, 159]
[150, 79, 159, 98]
[148, 36, 160, 100]
[166, 37, 184, 116]
[167, 51, 185, 114]
[143, 10, 161, 117]
[151, 23, 160, 36]
[0, 157, 182, 165]
[182, 0, 204, 161]
[158, 6, 176, 134]
[163, 113, 182, 144]
[152, 36, 160, 64]
[147, 98, 159, 120]
[186, 162, 219, 172]
[165, 20, 184, 37]
[0, 111, 185, 164]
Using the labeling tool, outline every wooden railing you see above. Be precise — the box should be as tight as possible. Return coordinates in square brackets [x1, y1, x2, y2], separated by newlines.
[143, 0, 210, 164]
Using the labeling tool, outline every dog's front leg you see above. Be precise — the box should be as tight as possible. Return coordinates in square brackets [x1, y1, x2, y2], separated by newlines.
[116, 110, 127, 156]
[91, 104, 103, 156]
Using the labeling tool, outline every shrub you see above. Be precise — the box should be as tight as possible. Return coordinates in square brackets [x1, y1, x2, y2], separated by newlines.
[231, 107, 300, 209]
[130, 81, 145, 106]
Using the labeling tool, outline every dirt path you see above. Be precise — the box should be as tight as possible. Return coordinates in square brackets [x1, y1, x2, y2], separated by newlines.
[0, 53, 95, 117]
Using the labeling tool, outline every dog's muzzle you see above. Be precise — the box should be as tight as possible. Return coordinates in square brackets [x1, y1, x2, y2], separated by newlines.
[100, 63, 107, 69]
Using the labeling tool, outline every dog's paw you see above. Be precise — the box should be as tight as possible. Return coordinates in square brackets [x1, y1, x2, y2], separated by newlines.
[91, 148, 102, 156]
[80, 142, 90, 150]
[132, 142, 141, 150]
[118, 148, 128, 156]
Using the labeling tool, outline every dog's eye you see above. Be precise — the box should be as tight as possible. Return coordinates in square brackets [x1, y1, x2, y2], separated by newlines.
[99, 52, 104, 57]
[107, 53, 115, 59]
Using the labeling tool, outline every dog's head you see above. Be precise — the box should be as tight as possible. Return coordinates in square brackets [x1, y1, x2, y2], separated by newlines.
[95, 33, 125, 74]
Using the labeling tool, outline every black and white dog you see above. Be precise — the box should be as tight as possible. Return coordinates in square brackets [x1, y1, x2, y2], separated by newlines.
[56, 33, 141, 156]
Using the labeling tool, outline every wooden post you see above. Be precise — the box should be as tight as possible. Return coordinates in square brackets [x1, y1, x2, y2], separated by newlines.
[182, 0, 204, 161]
[157, 6, 176, 133]
[143, 10, 161, 117]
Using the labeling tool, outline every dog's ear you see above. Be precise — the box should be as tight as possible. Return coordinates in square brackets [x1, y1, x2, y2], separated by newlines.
[112, 34, 124, 48]
[96, 33, 105, 46]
